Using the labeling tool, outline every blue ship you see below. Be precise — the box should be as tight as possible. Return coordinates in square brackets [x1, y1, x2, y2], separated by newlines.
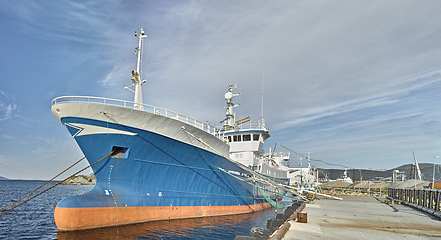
[51, 29, 290, 231]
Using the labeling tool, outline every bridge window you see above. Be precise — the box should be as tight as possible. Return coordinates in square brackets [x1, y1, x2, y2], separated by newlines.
[243, 134, 251, 141]
[233, 135, 242, 142]
[253, 134, 260, 141]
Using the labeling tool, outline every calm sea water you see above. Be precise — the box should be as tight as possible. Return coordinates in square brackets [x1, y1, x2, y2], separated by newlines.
[0, 180, 278, 239]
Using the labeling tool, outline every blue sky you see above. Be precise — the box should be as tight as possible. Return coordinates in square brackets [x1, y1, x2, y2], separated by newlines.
[0, 0, 440, 179]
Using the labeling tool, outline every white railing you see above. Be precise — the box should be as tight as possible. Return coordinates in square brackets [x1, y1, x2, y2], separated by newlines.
[51, 96, 220, 135]
[233, 124, 266, 131]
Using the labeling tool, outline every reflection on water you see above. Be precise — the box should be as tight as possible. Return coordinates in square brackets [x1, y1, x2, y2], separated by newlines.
[57, 207, 277, 240]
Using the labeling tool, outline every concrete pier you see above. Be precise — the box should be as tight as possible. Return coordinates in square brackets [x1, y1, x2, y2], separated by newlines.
[282, 195, 441, 239]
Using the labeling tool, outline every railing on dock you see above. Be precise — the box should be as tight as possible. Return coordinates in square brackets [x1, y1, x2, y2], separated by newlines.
[387, 188, 441, 219]
[51, 96, 220, 135]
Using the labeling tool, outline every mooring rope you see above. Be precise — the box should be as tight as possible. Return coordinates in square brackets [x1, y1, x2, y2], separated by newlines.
[182, 130, 254, 211]
[179, 127, 313, 205]
[219, 167, 310, 204]
[1, 156, 86, 215]
[0, 150, 114, 217]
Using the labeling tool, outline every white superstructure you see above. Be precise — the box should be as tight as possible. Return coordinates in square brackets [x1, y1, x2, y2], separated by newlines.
[220, 85, 288, 179]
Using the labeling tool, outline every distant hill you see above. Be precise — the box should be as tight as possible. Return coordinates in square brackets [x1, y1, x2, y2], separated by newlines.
[318, 168, 392, 182]
[0, 176, 8, 180]
[392, 163, 439, 181]
[318, 163, 441, 182]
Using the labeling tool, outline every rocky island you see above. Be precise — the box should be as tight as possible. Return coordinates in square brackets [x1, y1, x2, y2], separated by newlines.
[61, 173, 96, 185]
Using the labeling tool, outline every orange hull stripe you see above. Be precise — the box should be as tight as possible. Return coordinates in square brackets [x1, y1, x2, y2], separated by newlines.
[55, 203, 272, 231]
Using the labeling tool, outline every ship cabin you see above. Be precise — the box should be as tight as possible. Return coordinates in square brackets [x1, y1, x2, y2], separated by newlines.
[220, 85, 288, 179]
[222, 128, 287, 179]
[223, 129, 269, 167]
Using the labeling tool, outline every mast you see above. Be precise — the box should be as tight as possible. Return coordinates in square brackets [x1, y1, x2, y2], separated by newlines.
[130, 28, 148, 110]
[222, 85, 239, 130]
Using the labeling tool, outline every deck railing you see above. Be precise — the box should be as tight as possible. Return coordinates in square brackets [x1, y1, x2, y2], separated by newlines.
[51, 96, 220, 135]
[387, 188, 441, 219]
[232, 123, 266, 131]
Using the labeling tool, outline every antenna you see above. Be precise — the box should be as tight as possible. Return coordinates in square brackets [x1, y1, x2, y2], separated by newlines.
[306, 152, 311, 169]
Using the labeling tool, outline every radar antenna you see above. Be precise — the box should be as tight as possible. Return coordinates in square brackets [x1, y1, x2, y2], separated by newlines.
[220, 85, 240, 130]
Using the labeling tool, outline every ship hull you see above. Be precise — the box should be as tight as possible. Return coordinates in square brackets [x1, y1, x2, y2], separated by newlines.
[55, 203, 272, 231]
[52, 101, 287, 231]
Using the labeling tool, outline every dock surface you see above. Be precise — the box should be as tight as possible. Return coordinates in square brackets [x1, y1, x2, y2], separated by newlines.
[283, 195, 441, 239]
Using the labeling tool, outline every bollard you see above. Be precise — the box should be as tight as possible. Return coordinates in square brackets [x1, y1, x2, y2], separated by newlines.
[297, 212, 307, 223]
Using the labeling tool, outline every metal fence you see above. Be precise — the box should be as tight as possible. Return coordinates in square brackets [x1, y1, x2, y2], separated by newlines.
[388, 188, 441, 219]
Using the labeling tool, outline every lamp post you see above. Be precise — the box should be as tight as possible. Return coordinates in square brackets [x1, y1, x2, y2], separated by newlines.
[432, 156, 440, 189]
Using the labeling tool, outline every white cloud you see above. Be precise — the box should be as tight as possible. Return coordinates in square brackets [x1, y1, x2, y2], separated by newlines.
[121, 1, 441, 129]
[0, 104, 17, 121]
[101, 61, 132, 87]
[0, 91, 18, 121]
[275, 70, 441, 130]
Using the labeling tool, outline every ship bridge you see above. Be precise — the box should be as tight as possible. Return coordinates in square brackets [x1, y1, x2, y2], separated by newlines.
[219, 85, 275, 169]
[222, 127, 269, 167]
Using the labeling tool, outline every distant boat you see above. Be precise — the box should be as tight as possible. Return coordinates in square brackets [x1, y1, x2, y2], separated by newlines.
[287, 153, 319, 189]
[335, 169, 353, 184]
[51, 29, 290, 231]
